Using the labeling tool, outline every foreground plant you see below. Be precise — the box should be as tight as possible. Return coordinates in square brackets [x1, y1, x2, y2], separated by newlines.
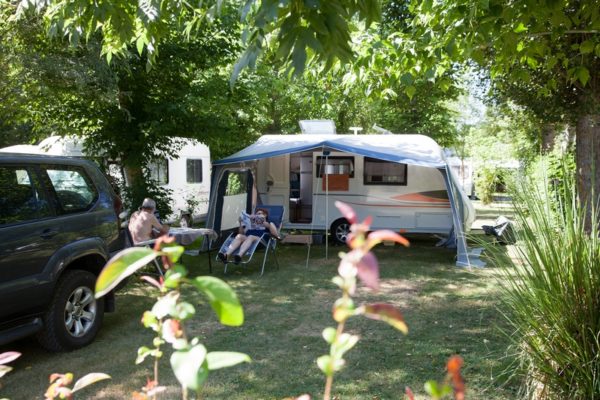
[487, 160, 600, 399]
[44, 372, 111, 400]
[313, 201, 410, 399]
[96, 236, 250, 400]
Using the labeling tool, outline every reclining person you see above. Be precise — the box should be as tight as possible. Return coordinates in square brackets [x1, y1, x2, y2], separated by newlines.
[218, 207, 279, 264]
[129, 198, 170, 244]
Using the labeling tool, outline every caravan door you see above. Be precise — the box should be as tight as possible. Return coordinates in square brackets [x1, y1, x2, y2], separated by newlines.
[257, 155, 290, 220]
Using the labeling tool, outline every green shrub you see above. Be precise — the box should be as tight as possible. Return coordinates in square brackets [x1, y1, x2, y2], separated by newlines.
[474, 166, 499, 204]
[487, 158, 600, 399]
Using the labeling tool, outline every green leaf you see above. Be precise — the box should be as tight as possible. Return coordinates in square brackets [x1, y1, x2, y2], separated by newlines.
[174, 302, 196, 320]
[322, 327, 337, 344]
[513, 22, 528, 33]
[291, 44, 307, 76]
[404, 85, 416, 100]
[71, 373, 111, 393]
[400, 72, 413, 86]
[152, 291, 179, 319]
[576, 66, 590, 86]
[190, 276, 244, 326]
[141, 311, 159, 329]
[424, 380, 441, 396]
[136, 36, 146, 55]
[161, 244, 185, 263]
[206, 351, 251, 370]
[0, 365, 12, 379]
[317, 355, 334, 376]
[163, 264, 187, 289]
[333, 333, 359, 357]
[170, 344, 208, 391]
[95, 247, 158, 298]
[579, 40, 595, 54]
[136, 346, 154, 364]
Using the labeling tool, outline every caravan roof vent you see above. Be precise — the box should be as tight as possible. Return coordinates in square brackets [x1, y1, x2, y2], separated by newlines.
[299, 120, 336, 135]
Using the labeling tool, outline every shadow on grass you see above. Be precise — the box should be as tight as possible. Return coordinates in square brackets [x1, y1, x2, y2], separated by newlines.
[0, 239, 520, 400]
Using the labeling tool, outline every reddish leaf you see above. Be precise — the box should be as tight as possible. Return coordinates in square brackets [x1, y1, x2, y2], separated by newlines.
[140, 275, 162, 289]
[356, 252, 379, 291]
[0, 351, 20, 365]
[366, 230, 410, 250]
[143, 378, 158, 391]
[447, 355, 465, 400]
[363, 215, 373, 227]
[162, 319, 183, 343]
[153, 235, 176, 251]
[361, 303, 408, 334]
[335, 201, 357, 223]
[405, 386, 415, 400]
[132, 391, 148, 400]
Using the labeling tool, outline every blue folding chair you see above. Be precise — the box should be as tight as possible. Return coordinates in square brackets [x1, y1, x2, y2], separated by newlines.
[216, 205, 284, 276]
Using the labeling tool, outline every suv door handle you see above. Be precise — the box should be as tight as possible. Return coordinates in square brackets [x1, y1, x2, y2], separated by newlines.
[40, 229, 59, 239]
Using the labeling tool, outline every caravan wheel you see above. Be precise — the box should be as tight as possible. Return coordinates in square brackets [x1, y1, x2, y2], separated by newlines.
[331, 218, 350, 245]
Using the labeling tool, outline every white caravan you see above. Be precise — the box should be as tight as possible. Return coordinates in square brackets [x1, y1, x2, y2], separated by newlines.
[206, 132, 477, 267]
[0, 136, 211, 224]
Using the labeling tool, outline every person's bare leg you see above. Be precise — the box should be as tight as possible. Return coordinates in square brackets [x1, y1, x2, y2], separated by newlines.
[238, 235, 259, 257]
[226, 234, 246, 255]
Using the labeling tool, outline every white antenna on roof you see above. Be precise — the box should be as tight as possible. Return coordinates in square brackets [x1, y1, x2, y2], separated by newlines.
[349, 127, 363, 135]
[299, 120, 336, 135]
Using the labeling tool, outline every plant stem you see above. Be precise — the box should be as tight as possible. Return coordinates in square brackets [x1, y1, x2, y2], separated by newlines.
[324, 320, 346, 400]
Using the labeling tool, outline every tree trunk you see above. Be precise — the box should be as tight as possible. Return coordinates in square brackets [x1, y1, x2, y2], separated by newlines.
[541, 123, 556, 154]
[575, 113, 600, 230]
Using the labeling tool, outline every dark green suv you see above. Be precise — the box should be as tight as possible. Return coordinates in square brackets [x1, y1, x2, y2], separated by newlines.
[0, 153, 125, 351]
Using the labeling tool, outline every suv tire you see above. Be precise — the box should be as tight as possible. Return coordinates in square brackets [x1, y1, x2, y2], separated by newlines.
[37, 270, 104, 351]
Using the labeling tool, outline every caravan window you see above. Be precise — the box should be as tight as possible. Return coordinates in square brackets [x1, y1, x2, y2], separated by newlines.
[186, 159, 203, 183]
[148, 158, 169, 185]
[315, 156, 354, 178]
[363, 157, 407, 185]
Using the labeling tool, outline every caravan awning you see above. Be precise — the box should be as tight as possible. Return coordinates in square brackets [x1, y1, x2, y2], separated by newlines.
[213, 134, 447, 168]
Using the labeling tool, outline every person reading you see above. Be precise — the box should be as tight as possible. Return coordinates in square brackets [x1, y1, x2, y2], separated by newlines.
[128, 198, 170, 244]
[217, 207, 279, 264]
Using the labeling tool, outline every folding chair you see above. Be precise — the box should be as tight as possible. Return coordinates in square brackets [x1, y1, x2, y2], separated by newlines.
[120, 211, 164, 278]
[216, 205, 284, 276]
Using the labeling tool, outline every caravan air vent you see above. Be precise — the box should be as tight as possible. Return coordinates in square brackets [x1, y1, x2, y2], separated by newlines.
[299, 120, 336, 135]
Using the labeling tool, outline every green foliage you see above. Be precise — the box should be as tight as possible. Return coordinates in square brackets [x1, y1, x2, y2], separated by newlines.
[486, 160, 600, 399]
[475, 166, 499, 205]
[96, 238, 249, 397]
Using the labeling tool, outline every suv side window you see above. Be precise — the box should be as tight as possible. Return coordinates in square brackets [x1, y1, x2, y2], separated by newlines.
[45, 167, 98, 213]
[0, 166, 52, 225]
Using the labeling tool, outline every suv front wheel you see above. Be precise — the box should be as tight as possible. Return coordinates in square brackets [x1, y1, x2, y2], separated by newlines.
[37, 270, 104, 352]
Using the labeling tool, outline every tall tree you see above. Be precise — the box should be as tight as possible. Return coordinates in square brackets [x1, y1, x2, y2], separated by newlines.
[406, 0, 600, 226]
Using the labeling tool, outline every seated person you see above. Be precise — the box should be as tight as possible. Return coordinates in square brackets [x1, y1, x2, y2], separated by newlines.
[218, 207, 279, 264]
[129, 198, 170, 244]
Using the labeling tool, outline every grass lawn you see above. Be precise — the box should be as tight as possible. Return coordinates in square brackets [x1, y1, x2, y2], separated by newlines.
[0, 236, 519, 399]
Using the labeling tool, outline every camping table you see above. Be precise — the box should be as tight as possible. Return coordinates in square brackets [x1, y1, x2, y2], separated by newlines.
[168, 227, 218, 273]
